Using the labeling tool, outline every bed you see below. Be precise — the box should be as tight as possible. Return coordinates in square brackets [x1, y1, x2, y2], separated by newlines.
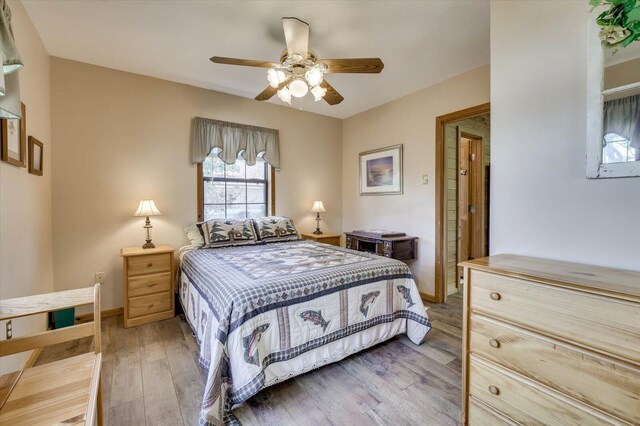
[178, 239, 431, 425]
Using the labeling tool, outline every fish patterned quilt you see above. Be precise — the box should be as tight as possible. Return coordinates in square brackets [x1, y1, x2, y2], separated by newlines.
[178, 240, 431, 425]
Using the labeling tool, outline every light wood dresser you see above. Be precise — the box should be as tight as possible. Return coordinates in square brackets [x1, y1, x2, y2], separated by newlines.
[460, 254, 640, 426]
[121, 245, 175, 328]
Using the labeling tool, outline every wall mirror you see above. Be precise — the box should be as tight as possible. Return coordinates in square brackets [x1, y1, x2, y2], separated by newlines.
[587, 19, 640, 178]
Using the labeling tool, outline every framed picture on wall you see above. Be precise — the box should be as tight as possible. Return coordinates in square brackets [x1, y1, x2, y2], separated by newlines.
[28, 136, 43, 176]
[359, 144, 403, 195]
[1, 102, 26, 167]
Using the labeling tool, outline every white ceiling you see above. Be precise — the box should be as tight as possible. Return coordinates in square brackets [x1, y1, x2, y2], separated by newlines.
[22, 0, 490, 119]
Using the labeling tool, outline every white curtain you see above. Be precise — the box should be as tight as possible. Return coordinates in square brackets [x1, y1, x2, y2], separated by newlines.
[191, 117, 280, 169]
[603, 94, 640, 149]
[0, 0, 22, 119]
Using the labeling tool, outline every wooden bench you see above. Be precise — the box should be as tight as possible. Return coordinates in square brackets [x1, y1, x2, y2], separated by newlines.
[0, 284, 103, 425]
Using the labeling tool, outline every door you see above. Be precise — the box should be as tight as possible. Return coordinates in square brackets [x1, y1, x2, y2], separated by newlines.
[457, 135, 485, 281]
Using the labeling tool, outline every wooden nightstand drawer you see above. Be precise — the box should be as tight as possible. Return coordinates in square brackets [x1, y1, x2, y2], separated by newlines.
[128, 292, 171, 318]
[128, 272, 172, 298]
[127, 253, 172, 276]
[300, 233, 341, 247]
[121, 245, 175, 328]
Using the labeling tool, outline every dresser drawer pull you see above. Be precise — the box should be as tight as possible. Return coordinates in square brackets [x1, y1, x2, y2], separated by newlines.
[148, 304, 154, 309]
[147, 263, 153, 267]
[147, 283, 157, 287]
[489, 292, 501, 301]
[488, 385, 500, 396]
[489, 339, 500, 348]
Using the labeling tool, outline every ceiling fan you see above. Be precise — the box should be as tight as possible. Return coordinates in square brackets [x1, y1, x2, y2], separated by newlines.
[210, 17, 384, 106]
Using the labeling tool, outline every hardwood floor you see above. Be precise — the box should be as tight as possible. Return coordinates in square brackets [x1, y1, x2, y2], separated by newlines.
[35, 293, 463, 425]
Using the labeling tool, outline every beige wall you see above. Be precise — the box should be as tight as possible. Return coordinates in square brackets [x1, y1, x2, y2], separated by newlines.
[51, 58, 343, 310]
[342, 65, 490, 297]
[604, 57, 640, 89]
[0, 0, 52, 373]
[490, 1, 639, 271]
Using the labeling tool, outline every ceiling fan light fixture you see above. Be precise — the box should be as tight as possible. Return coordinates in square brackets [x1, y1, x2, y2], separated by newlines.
[277, 86, 292, 104]
[311, 85, 327, 102]
[305, 68, 323, 87]
[267, 68, 286, 88]
[211, 17, 383, 107]
[289, 79, 308, 98]
[289, 53, 304, 63]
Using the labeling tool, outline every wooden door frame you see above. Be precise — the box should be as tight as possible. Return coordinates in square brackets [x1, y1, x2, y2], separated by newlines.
[434, 102, 490, 303]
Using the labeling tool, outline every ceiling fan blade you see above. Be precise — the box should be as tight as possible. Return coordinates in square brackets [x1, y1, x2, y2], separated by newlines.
[255, 86, 278, 101]
[320, 58, 384, 73]
[320, 80, 344, 105]
[210, 56, 275, 68]
[255, 76, 292, 101]
[282, 17, 309, 59]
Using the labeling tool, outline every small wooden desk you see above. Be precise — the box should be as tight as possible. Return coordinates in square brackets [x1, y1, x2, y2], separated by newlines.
[344, 232, 417, 260]
[300, 233, 341, 247]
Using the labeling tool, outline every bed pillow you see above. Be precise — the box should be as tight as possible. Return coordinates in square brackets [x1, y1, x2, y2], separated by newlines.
[197, 218, 259, 248]
[254, 216, 300, 243]
[183, 223, 205, 247]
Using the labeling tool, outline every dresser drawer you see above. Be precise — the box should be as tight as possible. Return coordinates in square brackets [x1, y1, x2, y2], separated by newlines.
[469, 270, 640, 363]
[468, 397, 517, 426]
[469, 356, 615, 425]
[128, 272, 172, 298]
[128, 292, 171, 318]
[470, 314, 640, 424]
[127, 253, 172, 276]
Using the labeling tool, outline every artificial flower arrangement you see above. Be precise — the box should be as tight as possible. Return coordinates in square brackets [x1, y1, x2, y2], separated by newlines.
[590, 0, 640, 50]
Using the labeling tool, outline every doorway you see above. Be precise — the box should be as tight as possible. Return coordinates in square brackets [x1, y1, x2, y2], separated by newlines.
[435, 103, 490, 303]
[457, 133, 489, 283]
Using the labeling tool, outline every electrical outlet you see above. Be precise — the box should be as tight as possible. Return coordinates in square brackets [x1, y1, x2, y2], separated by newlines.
[422, 174, 429, 184]
[6, 320, 12, 339]
[95, 272, 106, 285]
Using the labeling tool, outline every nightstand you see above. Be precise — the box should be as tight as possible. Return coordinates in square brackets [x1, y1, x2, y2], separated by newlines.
[300, 233, 341, 247]
[120, 245, 175, 328]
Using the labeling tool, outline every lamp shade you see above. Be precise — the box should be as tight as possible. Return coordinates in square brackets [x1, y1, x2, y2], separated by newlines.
[289, 79, 308, 98]
[310, 201, 326, 213]
[134, 200, 161, 217]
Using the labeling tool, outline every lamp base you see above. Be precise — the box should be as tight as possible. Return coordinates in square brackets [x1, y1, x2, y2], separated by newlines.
[142, 217, 155, 249]
[142, 240, 156, 249]
[313, 213, 323, 235]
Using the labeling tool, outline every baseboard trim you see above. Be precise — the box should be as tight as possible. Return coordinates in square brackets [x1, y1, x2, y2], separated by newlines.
[419, 291, 437, 303]
[23, 346, 43, 369]
[75, 307, 123, 322]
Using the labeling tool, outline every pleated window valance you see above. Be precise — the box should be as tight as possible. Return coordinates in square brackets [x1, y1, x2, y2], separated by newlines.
[191, 117, 280, 169]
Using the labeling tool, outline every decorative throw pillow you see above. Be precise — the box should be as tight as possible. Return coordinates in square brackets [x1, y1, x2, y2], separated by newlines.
[197, 218, 258, 248]
[183, 223, 205, 247]
[254, 216, 300, 243]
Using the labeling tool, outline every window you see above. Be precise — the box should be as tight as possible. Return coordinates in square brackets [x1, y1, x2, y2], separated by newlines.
[602, 133, 639, 164]
[198, 151, 273, 221]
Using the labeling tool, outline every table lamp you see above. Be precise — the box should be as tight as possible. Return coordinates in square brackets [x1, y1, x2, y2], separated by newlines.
[310, 201, 326, 235]
[134, 200, 161, 249]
